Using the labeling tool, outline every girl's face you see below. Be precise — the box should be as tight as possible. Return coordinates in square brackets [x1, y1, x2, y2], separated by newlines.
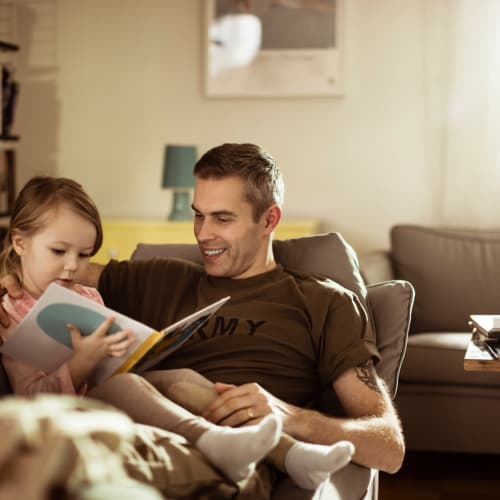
[12, 204, 97, 298]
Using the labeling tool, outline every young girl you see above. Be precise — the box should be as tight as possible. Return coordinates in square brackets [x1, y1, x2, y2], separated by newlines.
[0, 176, 282, 483]
[0, 176, 354, 490]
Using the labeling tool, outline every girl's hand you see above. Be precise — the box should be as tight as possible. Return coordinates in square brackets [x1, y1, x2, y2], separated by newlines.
[66, 317, 135, 389]
[68, 317, 135, 364]
[106, 328, 137, 358]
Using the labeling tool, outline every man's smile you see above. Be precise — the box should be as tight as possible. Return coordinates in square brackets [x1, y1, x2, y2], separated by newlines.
[203, 248, 226, 256]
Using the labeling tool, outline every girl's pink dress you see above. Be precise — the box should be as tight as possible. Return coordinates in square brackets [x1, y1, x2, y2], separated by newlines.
[0, 284, 103, 396]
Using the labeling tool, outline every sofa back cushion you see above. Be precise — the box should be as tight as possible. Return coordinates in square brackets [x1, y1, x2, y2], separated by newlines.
[133, 233, 369, 309]
[391, 225, 500, 333]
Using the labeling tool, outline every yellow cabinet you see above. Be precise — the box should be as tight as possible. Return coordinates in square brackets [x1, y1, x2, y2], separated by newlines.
[93, 219, 321, 264]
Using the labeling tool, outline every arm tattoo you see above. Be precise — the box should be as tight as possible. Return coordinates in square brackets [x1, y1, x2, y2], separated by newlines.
[354, 360, 382, 394]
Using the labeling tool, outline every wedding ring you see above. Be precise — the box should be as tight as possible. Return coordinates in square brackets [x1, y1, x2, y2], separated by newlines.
[247, 408, 254, 419]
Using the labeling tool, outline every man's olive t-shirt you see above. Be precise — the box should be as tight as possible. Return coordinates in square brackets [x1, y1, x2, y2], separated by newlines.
[99, 258, 379, 407]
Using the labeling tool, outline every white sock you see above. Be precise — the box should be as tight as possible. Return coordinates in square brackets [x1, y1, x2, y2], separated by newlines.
[196, 414, 281, 483]
[284, 440, 355, 490]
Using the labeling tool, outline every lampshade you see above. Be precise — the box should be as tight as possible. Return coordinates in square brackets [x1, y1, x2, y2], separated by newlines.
[162, 145, 197, 189]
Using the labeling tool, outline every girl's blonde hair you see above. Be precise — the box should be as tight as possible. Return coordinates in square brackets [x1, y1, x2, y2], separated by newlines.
[0, 176, 103, 283]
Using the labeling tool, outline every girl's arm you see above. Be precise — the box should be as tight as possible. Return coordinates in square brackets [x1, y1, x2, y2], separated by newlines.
[3, 318, 134, 395]
[2, 354, 84, 395]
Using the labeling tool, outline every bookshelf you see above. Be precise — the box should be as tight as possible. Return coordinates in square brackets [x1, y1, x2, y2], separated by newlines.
[0, 39, 18, 216]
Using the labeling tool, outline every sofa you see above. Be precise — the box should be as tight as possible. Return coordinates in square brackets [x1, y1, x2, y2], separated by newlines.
[131, 233, 414, 500]
[0, 232, 414, 499]
[360, 225, 500, 455]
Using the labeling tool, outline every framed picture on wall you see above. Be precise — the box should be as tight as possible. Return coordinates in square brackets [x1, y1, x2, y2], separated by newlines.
[204, 0, 344, 97]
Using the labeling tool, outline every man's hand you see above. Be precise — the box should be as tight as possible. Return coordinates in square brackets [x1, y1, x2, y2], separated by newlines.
[203, 364, 405, 474]
[0, 274, 24, 327]
[202, 381, 300, 428]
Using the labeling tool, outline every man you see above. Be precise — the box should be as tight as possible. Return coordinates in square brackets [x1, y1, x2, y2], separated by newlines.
[1, 143, 404, 479]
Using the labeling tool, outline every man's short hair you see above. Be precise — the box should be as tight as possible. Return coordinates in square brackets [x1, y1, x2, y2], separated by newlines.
[194, 143, 284, 222]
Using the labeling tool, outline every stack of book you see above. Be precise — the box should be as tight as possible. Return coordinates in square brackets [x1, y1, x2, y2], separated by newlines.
[469, 314, 500, 360]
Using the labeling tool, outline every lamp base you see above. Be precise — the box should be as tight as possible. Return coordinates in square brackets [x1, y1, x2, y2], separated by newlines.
[168, 190, 192, 221]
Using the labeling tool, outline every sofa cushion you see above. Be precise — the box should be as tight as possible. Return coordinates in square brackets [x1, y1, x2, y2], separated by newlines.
[133, 233, 369, 308]
[400, 332, 500, 388]
[390, 225, 500, 333]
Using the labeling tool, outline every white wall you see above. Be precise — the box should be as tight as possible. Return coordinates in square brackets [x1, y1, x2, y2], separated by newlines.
[14, 0, 441, 252]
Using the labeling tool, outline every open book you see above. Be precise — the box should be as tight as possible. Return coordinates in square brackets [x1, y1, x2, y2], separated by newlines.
[0, 283, 230, 386]
[469, 314, 500, 340]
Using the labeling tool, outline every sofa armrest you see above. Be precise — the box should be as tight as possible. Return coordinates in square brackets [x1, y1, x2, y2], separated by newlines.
[359, 251, 394, 284]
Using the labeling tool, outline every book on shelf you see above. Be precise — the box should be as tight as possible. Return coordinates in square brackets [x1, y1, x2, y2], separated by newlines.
[469, 314, 500, 341]
[467, 337, 500, 361]
[0, 283, 229, 386]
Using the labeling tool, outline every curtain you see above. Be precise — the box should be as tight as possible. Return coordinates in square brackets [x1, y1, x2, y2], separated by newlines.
[425, 0, 500, 227]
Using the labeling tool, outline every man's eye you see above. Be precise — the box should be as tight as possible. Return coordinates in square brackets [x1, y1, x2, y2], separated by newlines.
[194, 213, 203, 220]
[51, 249, 65, 255]
[217, 218, 231, 223]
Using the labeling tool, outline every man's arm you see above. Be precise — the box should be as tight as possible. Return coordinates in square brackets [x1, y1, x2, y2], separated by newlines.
[287, 360, 404, 473]
[203, 360, 405, 474]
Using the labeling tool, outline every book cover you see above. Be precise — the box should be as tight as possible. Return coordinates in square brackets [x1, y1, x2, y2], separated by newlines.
[0, 283, 229, 386]
[469, 314, 500, 340]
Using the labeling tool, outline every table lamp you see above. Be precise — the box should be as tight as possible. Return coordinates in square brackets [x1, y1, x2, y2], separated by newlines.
[162, 144, 197, 221]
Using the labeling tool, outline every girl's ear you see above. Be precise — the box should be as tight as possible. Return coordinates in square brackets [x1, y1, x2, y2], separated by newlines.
[11, 232, 27, 256]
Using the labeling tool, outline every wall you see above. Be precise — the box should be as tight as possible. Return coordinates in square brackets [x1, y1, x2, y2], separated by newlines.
[14, 0, 442, 252]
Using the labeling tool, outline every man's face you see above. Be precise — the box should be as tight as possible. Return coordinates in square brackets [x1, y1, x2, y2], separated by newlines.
[192, 176, 271, 279]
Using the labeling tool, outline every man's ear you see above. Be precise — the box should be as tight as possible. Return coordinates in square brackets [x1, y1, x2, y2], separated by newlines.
[263, 205, 281, 234]
[11, 232, 27, 256]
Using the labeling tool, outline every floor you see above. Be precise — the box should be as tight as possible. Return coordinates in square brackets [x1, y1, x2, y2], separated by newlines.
[378, 451, 500, 500]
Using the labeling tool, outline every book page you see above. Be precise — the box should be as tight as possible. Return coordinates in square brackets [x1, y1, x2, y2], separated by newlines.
[133, 295, 231, 373]
[1, 283, 230, 386]
[0, 283, 156, 382]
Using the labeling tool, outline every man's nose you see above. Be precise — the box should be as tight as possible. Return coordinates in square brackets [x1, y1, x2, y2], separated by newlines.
[196, 219, 214, 241]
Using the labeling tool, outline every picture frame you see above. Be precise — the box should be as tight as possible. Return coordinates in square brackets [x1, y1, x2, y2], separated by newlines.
[204, 0, 344, 98]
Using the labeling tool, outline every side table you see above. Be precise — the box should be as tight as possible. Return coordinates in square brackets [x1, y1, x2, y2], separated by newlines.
[464, 341, 500, 372]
